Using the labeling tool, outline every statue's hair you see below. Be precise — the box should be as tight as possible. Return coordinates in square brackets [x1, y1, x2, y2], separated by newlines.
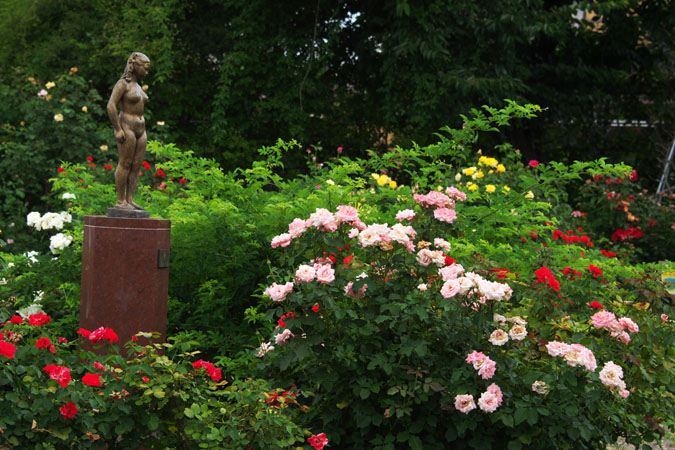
[121, 52, 149, 81]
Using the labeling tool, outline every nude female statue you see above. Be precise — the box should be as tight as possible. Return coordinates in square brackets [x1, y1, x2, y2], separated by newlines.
[107, 52, 151, 212]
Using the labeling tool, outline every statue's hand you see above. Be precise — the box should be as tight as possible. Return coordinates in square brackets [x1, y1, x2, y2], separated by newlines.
[115, 129, 126, 143]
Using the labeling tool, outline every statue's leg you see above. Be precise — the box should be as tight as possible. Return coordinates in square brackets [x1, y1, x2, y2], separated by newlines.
[126, 132, 147, 210]
[114, 127, 136, 209]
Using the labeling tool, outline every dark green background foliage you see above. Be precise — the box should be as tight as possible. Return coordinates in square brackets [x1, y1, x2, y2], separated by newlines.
[1, 0, 673, 176]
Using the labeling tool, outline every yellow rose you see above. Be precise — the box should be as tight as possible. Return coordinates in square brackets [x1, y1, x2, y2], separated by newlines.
[497, 164, 506, 173]
[100, 145, 109, 152]
[463, 167, 475, 176]
[142, 84, 149, 91]
[485, 184, 496, 193]
[502, 185, 511, 194]
[389, 180, 397, 189]
[525, 191, 534, 199]
[28, 77, 37, 85]
[377, 175, 390, 187]
[477, 170, 484, 179]
[81, 106, 88, 112]
[468, 184, 478, 191]
[45, 81, 55, 89]
[53, 114, 64, 122]
[326, 179, 335, 185]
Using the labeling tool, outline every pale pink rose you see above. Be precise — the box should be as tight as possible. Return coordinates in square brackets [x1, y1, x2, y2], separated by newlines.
[546, 341, 570, 357]
[488, 329, 509, 346]
[288, 218, 308, 239]
[433, 238, 451, 252]
[564, 344, 597, 372]
[619, 389, 630, 398]
[388, 224, 410, 245]
[571, 210, 584, 218]
[417, 284, 428, 291]
[457, 277, 475, 295]
[430, 250, 446, 267]
[314, 264, 336, 284]
[440, 279, 461, 298]
[618, 317, 639, 333]
[477, 391, 500, 413]
[611, 331, 631, 345]
[486, 383, 503, 406]
[264, 282, 294, 302]
[309, 208, 336, 228]
[416, 249, 434, 267]
[295, 264, 316, 282]
[434, 207, 457, 224]
[661, 314, 669, 322]
[395, 209, 416, 221]
[271, 233, 292, 248]
[477, 358, 497, 380]
[531, 380, 549, 395]
[359, 227, 382, 247]
[256, 342, 275, 357]
[344, 281, 368, 299]
[312, 257, 333, 265]
[425, 191, 454, 208]
[353, 219, 367, 230]
[477, 279, 511, 301]
[465, 350, 486, 365]
[591, 311, 617, 329]
[369, 223, 391, 242]
[439, 263, 464, 281]
[454, 394, 476, 414]
[607, 319, 624, 333]
[37, 89, 48, 98]
[335, 205, 359, 224]
[445, 186, 467, 201]
[599, 361, 624, 388]
[508, 325, 527, 341]
[506, 316, 527, 326]
[404, 241, 415, 253]
[274, 329, 294, 345]
[348, 228, 359, 239]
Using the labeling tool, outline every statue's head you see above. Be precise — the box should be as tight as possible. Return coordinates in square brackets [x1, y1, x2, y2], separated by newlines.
[121, 52, 150, 82]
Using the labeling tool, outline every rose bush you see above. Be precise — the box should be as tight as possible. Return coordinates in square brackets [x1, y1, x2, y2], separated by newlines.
[0, 312, 306, 449]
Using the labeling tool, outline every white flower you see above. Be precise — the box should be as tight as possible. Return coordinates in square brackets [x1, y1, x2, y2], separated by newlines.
[61, 193, 76, 200]
[53, 113, 64, 122]
[156, 121, 165, 126]
[256, 342, 275, 357]
[325, 179, 335, 185]
[599, 361, 625, 389]
[417, 284, 428, 291]
[23, 251, 39, 264]
[33, 290, 44, 302]
[433, 238, 451, 252]
[49, 233, 73, 254]
[17, 303, 44, 319]
[27, 211, 41, 228]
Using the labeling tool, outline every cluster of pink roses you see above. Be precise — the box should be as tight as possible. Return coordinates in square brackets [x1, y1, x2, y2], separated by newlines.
[466, 350, 497, 380]
[413, 187, 465, 224]
[356, 222, 416, 252]
[271, 205, 365, 248]
[296, 264, 335, 284]
[546, 341, 597, 372]
[438, 264, 513, 305]
[598, 361, 630, 398]
[454, 383, 502, 414]
[591, 310, 639, 344]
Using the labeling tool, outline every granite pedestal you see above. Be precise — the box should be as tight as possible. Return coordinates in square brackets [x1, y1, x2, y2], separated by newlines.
[80, 215, 171, 350]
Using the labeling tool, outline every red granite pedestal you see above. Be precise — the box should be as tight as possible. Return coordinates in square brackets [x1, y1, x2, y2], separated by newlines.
[80, 216, 171, 349]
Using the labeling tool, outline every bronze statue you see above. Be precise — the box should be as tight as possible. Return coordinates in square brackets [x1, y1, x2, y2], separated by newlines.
[107, 52, 151, 217]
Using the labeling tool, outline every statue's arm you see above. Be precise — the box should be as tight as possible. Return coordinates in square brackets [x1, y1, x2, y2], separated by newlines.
[107, 80, 126, 142]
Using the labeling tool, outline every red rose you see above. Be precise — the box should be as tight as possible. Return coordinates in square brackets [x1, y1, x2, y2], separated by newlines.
[629, 169, 638, 182]
[308, 433, 329, 450]
[46, 365, 71, 388]
[601, 250, 617, 257]
[59, 401, 78, 420]
[142, 161, 151, 170]
[82, 373, 102, 387]
[35, 337, 51, 349]
[93, 361, 106, 371]
[312, 304, 321, 313]
[86, 156, 93, 162]
[528, 160, 539, 168]
[142, 376, 149, 383]
[28, 312, 51, 326]
[589, 301, 604, 309]
[179, 178, 187, 183]
[0, 341, 17, 359]
[57, 167, 66, 173]
[9, 315, 23, 325]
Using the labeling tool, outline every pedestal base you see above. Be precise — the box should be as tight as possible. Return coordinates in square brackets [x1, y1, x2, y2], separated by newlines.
[107, 207, 150, 218]
[80, 216, 170, 351]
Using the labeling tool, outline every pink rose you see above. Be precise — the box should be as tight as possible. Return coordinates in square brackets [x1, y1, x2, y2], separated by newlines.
[274, 329, 294, 345]
[439, 263, 464, 281]
[395, 209, 416, 221]
[440, 279, 461, 298]
[618, 317, 639, 333]
[477, 358, 497, 380]
[335, 205, 359, 224]
[528, 160, 539, 168]
[288, 218, 307, 239]
[264, 282, 294, 302]
[344, 281, 368, 299]
[477, 391, 500, 413]
[486, 383, 503, 406]
[454, 394, 476, 414]
[445, 186, 467, 201]
[271, 233, 292, 248]
[348, 228, 359, 239]
[546, 341, 570, 357]
[295, 265, 316, 283]
[465, 350, 486, 365]
[314, 264, 335, 284]
[434, 207, 457, 224]
[591, 311, 617, 329]
[416, 249, 434, 267]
